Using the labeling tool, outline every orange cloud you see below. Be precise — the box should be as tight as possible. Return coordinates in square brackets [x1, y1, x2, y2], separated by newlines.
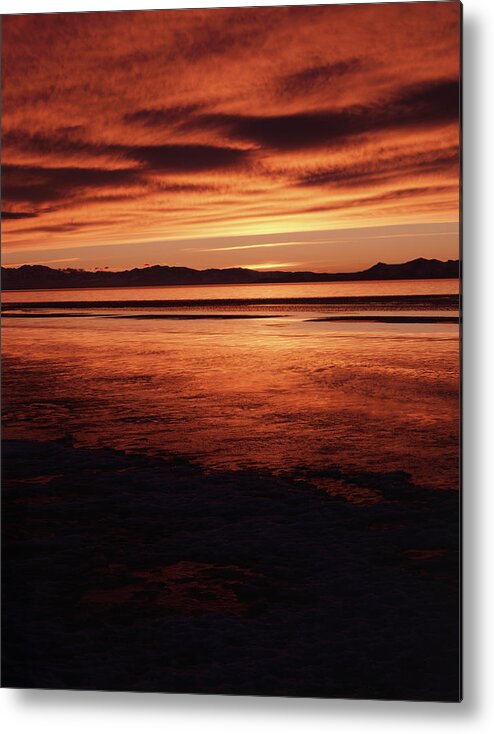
[1, 3, 460, 271]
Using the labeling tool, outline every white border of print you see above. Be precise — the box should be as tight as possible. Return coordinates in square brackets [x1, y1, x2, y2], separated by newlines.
[2, 1, 494, 733]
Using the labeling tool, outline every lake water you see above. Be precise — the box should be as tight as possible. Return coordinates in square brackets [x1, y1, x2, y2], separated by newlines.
[2, 278, 459, 303]
[2, 278, 460, 498]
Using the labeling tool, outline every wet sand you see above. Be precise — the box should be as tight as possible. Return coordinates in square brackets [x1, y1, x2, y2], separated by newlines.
[2, 438, 460, 700]
[2, 278, 460, 699]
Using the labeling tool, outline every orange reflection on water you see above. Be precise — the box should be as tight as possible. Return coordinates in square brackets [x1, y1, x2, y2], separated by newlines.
[2, 278, 459, 303]
[3, 292, 459, 497]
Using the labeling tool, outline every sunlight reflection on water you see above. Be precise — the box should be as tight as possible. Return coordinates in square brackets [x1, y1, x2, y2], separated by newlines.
[2, 277, 459, 303]
[3, 294, 459, 496]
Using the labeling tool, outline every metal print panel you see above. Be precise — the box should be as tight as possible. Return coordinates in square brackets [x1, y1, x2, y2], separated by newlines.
[1, 2, 461, 701]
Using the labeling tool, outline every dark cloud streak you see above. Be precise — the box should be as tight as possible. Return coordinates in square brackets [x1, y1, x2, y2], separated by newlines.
[2, 210, 39, 220]
[123, 104, 205, 128]
[185, 78, 459, 150]
[297, 147, 459, 189]
[278, 59, 362, 96]
[2, 143, 250, 210]
[2, 163, 142, 206]
[129, 144, 249, 172]
[302, 185, 458, 216]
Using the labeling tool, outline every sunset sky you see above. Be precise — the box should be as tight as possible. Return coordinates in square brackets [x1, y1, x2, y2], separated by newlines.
[1, 2, 461, 272]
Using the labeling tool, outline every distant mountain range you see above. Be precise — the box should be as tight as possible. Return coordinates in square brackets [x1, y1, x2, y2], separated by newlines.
[2, 258, 459, 291]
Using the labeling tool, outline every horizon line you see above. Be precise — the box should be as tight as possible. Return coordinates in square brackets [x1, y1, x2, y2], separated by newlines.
[2, 256, 460, 276]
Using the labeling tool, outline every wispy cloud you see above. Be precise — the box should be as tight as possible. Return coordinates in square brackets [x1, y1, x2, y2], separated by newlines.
[2, 3, 460, 269]
[6, 257, 81, 266]
[185, 239, 323, 253]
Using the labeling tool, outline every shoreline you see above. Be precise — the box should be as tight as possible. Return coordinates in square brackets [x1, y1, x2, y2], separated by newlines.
[2, 437, 460, 699]
[1, 312, 460, 324]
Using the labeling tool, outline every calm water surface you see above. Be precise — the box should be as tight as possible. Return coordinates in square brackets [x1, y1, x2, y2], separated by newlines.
[2, 278, 459, 302]
[2, 279, 460, 498]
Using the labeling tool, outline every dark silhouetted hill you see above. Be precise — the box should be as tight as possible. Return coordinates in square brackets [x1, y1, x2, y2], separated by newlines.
[2, 258, 459, 291]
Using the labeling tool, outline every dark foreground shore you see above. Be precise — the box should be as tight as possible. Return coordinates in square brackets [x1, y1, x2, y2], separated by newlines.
[2, 439, 460, 700]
